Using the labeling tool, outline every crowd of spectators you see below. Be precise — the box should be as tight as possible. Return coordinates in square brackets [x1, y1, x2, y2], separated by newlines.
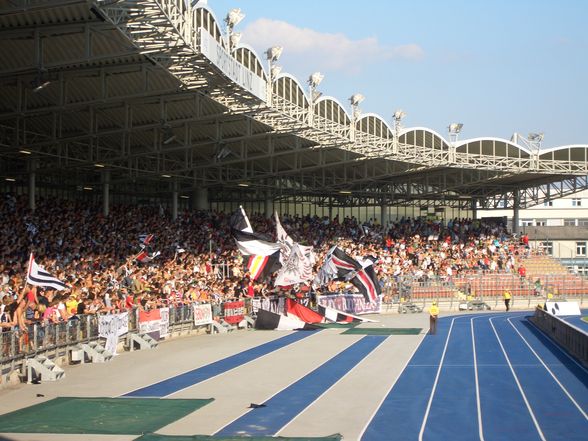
[0, 193, 531, 350]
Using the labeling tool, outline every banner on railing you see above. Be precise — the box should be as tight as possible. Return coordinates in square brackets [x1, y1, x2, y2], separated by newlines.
[223, 300, 245, 324]
[251, 296, 285, 315]
[193, 303, 213, 326]
[98, 312, 129, 355]
[160, 307, 169, 338]
[139, 308, 170, 340]
[317, 293, 381, 315]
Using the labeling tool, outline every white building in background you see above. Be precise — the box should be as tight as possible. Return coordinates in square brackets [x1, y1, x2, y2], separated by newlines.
[478, 189, 588, 275]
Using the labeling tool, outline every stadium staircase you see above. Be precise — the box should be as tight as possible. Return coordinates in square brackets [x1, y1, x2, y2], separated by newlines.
[25, 355, 65, 383]
[209, 319, 237, 334]
[70, 341, 114, 363]
[521, 255, 588, 297]
[127, 333, 159, 351]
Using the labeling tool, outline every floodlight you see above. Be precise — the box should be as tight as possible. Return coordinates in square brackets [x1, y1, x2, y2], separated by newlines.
[162, 125, 176, 145]
[270, 65, 282, 78]
[349, 93, 365, 106]
[339, 190, 352, 194]
[32, 79, 50, 93]
[266, 46, 283, 62]
[448, 123, 463, 134]
[308, 72, 324, 88]
[229, 32, 241, 48]
[393, 110, 406, 121]
[225, 8, 245, 27]
[528, 132, 544, 142]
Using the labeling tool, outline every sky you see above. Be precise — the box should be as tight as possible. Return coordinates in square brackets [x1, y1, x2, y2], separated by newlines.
[205, 0, 587, 149]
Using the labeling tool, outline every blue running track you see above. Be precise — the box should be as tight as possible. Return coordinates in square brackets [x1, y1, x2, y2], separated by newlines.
[362, 313, 588, 441]
[216, 335, 387, 437]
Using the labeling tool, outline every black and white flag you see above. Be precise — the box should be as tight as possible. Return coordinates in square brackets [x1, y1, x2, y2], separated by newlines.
[230, 206, 280, 257]
[26, 253, 67, 291]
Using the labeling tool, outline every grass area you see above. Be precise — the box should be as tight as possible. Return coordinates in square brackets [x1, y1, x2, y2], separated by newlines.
[342, 327, 422, 335]
[582, 316, 588, 323]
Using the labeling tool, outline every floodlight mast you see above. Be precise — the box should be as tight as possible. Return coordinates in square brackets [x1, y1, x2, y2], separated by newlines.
[307, 72, 324, 125]
[349, 93, 364, 121]
[265, 46, 283, 105]
[448, 122, 463, 143]
[393, 110, 406, 152]
[225, 8, 245, 52]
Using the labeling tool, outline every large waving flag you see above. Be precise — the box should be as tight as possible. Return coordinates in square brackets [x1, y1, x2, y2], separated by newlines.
[26, 253, 67, 291]
[245, 252, 281, 281]
[230, 207, 280, 256]
[314, 246, 380, 303]
[274, 213, 316, 286]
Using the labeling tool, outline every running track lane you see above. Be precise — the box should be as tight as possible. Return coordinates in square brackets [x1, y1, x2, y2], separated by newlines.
[492, 315, 588, 440]
[360, 314, 457, 440]
[123, 330, 319, 397]
[362, 312, 588, 441]
[475, 316, 539, 440]
[215, 335, 387, 437]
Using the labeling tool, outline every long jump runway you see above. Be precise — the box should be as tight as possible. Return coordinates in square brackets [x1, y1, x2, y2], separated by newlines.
[0, 311, 586, 441]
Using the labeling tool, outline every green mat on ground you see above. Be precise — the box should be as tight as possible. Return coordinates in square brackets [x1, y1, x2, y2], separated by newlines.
[0, 397, 213, 434]
[136, 434, 342, 441]
[315, 322, 358, 329]
[342, 327, 422, 335]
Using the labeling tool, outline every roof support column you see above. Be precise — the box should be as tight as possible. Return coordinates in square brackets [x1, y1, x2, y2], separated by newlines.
[172, 181, 178, 221]
[512, 190, 520, 234]
[193, 187, 208, 211]
[264, 193, 274, 219]
[102, 169, 110, 217]
[28, 158, 37, 212]
[380, 203, 388, 229]
[471, 198, 477, 220]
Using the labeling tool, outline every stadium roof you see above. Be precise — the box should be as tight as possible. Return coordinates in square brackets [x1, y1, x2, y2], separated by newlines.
[0, 0, 586, 210]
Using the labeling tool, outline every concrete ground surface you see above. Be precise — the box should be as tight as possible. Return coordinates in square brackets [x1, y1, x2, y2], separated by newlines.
[1, 305, 584, 441]
[0, 312, 431, 441]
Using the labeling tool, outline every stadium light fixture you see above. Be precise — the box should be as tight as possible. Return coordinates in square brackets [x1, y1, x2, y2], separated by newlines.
[311, 90, 323, 101]
[224, 8, 245, 28]
[349, 93, 365, 106]
[83, 186, 93, 191]
[448, 122, 463, 144]
[448, 123, 463, 134]
[308, 72, 324, 89]
[19, 149, 31, 155]
[393, 110, 406, 121]
[5, 178, 15, 182]
[270, 65, 282, 78]
[266, 46, 283, 62]
[229, 32, 241, 49]
[161, 174, 171, 178]
[94, 163, 105, 168]
[528, 132, 544, 142]
[339, 190, 352, 194]
[238, 182, 250, 187]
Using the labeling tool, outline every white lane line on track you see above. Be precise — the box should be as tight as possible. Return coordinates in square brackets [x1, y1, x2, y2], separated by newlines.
[507, 317, 588, 420]
[357, 332, 427, 440]
[489, 317, 546, 441]
[417, 317, 456, 441]
[275, 336, 388, 437]
[471, 317, 485, 441]
[117, 330, 324, 398]
[211, 334, 364, 436]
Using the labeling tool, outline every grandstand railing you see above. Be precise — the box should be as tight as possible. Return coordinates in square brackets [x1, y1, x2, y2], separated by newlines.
[0, 302, 239, 368]
[381, 271, 588, 309]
